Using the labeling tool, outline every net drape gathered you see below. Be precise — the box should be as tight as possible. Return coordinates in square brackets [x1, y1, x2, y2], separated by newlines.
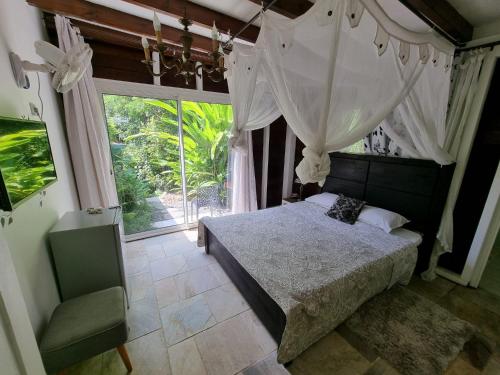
[227, 0, 455, 198]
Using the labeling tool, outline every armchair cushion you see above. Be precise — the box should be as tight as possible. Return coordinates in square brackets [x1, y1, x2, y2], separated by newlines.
[40, 286, 128, 373]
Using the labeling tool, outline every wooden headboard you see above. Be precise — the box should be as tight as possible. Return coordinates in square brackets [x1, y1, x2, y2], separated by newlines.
[322, 152, 455, 272]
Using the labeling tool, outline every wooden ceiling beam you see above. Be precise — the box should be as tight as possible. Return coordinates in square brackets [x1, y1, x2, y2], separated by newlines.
[27, 0, 213, 52]
[42, 14, 213, 63]
[247, 0, 313, 19]
[121, 0, 260, 43]
[249, 0, 471, 45]
[398, 0, 472, 44]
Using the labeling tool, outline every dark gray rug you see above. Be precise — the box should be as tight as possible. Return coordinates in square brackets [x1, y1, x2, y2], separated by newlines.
[343, 286, 477, 375]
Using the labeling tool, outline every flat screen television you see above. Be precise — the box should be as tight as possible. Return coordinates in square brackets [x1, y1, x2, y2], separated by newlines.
[0, 116, 57, 211]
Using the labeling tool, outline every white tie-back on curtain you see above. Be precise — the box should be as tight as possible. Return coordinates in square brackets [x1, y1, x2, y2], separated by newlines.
[56, 16, 118, 208]
[228, 0, 455, 187]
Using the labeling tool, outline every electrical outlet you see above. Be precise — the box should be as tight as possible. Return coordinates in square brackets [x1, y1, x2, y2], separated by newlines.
[29, 102, 40, 117]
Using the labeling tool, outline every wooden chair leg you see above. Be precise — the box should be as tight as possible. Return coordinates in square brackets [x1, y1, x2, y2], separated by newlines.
[117, 344, 133, 372]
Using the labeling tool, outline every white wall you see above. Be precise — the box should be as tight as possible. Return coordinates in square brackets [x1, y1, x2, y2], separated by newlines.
[0, 0, 79, 339]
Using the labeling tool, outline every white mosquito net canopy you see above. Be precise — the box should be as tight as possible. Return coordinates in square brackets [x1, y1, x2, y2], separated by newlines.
[227, 0, 455, 186]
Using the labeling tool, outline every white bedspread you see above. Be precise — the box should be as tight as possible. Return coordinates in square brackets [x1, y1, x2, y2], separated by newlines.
[199, 201, 418, 363]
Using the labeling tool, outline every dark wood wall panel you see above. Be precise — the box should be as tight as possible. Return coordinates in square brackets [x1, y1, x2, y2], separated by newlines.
[252, 129, 264, 209]
[266, 117, 287, 207]
[160, 72, 196, 89]
[88, 42, 153, 84]
[203, 74, 229, 94]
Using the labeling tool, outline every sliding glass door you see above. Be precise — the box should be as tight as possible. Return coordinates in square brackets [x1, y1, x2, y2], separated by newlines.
[181, 101, 233, 223]
[102, 93, 232, 238]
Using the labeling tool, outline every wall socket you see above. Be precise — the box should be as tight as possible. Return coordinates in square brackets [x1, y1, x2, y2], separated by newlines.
[29, 102, 40, 117]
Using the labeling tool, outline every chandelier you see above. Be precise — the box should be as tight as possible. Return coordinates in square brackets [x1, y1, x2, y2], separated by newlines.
[140, 11, 227, 86]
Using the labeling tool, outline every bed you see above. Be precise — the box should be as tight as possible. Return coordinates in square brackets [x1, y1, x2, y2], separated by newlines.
[200, 152, 454, 364]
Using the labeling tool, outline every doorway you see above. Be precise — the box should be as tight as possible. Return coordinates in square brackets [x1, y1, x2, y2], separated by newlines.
[98, 82, 233, 239]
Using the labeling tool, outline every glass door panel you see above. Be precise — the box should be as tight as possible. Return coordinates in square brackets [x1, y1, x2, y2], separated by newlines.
[103, 94, 185, 235]
[180, 101, 233, 223]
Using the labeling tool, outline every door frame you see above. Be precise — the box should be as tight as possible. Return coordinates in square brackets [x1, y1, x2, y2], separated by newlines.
[436, 46, 500, 286]
[468, 162, 500, 287]
[0, 231, 46, 374]
[94, 78, 231, 241]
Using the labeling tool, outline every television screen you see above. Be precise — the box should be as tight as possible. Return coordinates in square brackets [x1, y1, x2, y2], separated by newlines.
[0, 117, 57, 211]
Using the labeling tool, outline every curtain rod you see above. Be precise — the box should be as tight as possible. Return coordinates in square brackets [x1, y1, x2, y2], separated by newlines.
[457, 39, 500, 53]
[222, 0, 278, 50]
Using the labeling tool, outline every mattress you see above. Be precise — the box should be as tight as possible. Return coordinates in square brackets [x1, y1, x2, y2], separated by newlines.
[200, 201, 418, 363]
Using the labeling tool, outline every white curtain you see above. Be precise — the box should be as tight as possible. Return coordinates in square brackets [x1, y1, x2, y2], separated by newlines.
[226, 45, 281, 213]
[422, 49, 488, 280]
[55, 16, 118, 208]
[230, 132, 259, 213]
[228, 0, 455, 192]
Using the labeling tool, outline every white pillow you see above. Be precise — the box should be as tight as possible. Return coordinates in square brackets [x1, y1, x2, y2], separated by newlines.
[358, 205, 409, 233]
[305, 192, 338, 209]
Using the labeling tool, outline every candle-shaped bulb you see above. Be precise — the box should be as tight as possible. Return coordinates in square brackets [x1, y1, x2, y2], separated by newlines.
[218, 43, 223, 54]
[211, 21, 219, 52]
[153, 12, 162, 45]
[141, 37, 151, 62]
[153, 12, 161, 32]
[211, 21, 219, 40]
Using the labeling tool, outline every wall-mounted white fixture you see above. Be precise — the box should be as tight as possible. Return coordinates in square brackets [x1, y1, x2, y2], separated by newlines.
[9, 40, 92, 93]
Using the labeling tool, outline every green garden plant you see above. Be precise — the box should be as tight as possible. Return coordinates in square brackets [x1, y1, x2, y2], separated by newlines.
[103, 94, 233, 235]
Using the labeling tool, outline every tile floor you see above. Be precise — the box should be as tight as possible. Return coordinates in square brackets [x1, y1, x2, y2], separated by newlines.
[479, 231, 500, 298]
[65, 229, 500, 375]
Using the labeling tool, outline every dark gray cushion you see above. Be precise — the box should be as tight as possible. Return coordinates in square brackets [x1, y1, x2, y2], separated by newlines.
[40, 286, 128, 373]
[325, 194, 366, 224]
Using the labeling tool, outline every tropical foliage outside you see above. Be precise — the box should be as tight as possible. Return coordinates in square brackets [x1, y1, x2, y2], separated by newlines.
[103, 95, 233, 235]
[0, 118, 56, 207]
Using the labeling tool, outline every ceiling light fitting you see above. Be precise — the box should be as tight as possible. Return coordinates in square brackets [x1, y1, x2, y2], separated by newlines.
[141, 11, 226, 86]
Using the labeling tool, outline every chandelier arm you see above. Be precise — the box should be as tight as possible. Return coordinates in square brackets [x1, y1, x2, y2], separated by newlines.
[141, 60, 168, 77]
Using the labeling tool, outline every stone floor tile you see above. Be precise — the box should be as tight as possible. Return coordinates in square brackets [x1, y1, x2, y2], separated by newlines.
[168, 337, 207, 375]
[155, 276, 180, 308]
[151, 255, 187, 281]
[128, 271, 153, 302]
[146, 243, 165, 261]
[208, 262, 231, 285]
[444, 357, 480, 375]
[161, 294, 216, 346]
[102, 330, 171, 374]
[239, 310, 277, 356]
[181, 251, 217, 272]
[241, 351, 289, 375]
[174, 266, 221, 300]
[406, 276, 457, 303]
[195, 313, 268, 375]
[126, 255, 149, 276]
[163, 238, 197, 258]
[483, 358, 500, 375]
[127, 290, 162, 341]
[450, 286, 500, 317]
[66, 353, 103, 375]
[288, 331, 370, 375]
[203, 283, 249, 322]
[125, 241, 146, 259]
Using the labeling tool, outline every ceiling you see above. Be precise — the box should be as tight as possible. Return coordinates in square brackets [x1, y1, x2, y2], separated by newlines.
[71, 0, 500, 47]
[88, 0, 432, 39]
[448, 0, 500, 27]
